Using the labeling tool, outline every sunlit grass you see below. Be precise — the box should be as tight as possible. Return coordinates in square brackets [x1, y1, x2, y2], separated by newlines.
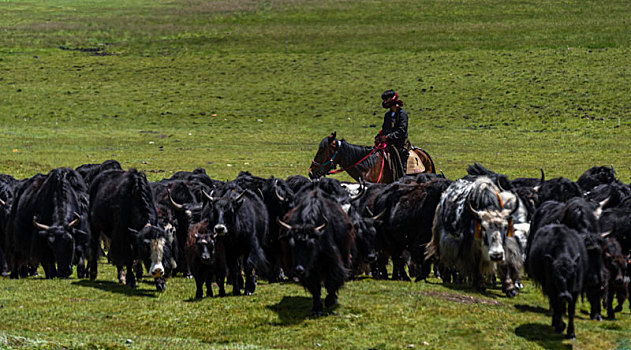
[1, 261, 629, 349]
[1, 0, 631, 348]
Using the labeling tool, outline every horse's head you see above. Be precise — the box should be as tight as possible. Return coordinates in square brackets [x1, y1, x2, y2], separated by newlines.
[309, 132, 339, 179]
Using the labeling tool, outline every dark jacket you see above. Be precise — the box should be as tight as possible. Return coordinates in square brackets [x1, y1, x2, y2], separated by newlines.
[381, 108, 408, 149]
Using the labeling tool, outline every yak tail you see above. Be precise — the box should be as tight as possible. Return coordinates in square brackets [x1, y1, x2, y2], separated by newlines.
[247, 241, 270, 278]
[424, 240, 436, 261]
[424, 204, 443, 261]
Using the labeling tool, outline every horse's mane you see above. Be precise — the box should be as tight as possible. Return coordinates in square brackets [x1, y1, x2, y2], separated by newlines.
[339, 139, 379, 171]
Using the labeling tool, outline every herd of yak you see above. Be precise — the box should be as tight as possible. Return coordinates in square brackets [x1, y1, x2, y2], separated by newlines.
[0, 160, 630, 339]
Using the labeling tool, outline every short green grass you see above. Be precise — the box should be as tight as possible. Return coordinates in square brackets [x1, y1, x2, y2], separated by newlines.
[1, 262, 629, 350]
[1, 0, 631, 348]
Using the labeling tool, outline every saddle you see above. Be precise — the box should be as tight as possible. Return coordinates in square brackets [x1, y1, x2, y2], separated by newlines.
[385, 139, 425, 178]
[406, 146, 426, 174]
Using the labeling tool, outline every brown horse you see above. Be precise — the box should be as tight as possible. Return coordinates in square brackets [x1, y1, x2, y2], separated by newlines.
[308, 132, 435, 184]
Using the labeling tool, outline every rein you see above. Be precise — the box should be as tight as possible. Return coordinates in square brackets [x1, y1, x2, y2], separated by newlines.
[327, 142, 388, 183]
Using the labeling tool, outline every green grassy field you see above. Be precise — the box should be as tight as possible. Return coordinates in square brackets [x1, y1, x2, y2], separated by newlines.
[1, 0, 631, 348]
[1, 262, 629, 350]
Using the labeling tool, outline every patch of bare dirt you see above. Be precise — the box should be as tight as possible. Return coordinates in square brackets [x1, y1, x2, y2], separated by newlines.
[418, 291, 501, 306]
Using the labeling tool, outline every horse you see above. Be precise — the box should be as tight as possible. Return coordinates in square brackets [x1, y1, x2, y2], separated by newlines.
[309, 132, 435, 184]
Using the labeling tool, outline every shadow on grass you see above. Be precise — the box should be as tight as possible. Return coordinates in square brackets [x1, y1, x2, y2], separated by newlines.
[139, 279, 163, 288]
[515, 323, 571, 350]
[267, 295, 343, 325]
[438, 282, 507, 300]
[435, 281, 475, 293]
[183, 292, 234, 303]
[184, 297, 206, 303]
[515, 304, 550, 314]
[72, 279, 158, 297]
[515, 302, 592, 321]
[267, 296, 313, 325]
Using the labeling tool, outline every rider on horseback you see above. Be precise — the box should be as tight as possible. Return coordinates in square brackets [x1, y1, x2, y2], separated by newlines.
[374, 89, 410, 179]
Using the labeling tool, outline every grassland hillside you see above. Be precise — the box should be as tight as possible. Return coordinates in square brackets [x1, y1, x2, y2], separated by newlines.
[1, 0, 631, 349]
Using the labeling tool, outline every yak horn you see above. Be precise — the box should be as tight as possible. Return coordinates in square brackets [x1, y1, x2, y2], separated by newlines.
[167, 189, 184, 209]
[468, 202, 483, 218]
[33, 216, 50, 231]
[68, 213, 81, 228]
[372, 210, 386, 221]
[68, 218, 80, 228]
[496, 179, 506, 193]
[277, 217, 293, 231]
[273, 179, 286, 202]
[350, 177, 366, 202]
[234, 191, 246, 202]
[315, 217, 328, 232]
[594, 197, 610, 220]
[202, 190, 215, 201]
[0, 198, 5, 206]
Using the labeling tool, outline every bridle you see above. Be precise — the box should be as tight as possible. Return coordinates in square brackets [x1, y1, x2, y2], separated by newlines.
[311, 140, 340, 173]
[311, 139, 389, 182]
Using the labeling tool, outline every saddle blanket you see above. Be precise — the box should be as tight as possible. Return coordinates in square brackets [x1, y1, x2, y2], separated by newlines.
[406, 149, 426, 174]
